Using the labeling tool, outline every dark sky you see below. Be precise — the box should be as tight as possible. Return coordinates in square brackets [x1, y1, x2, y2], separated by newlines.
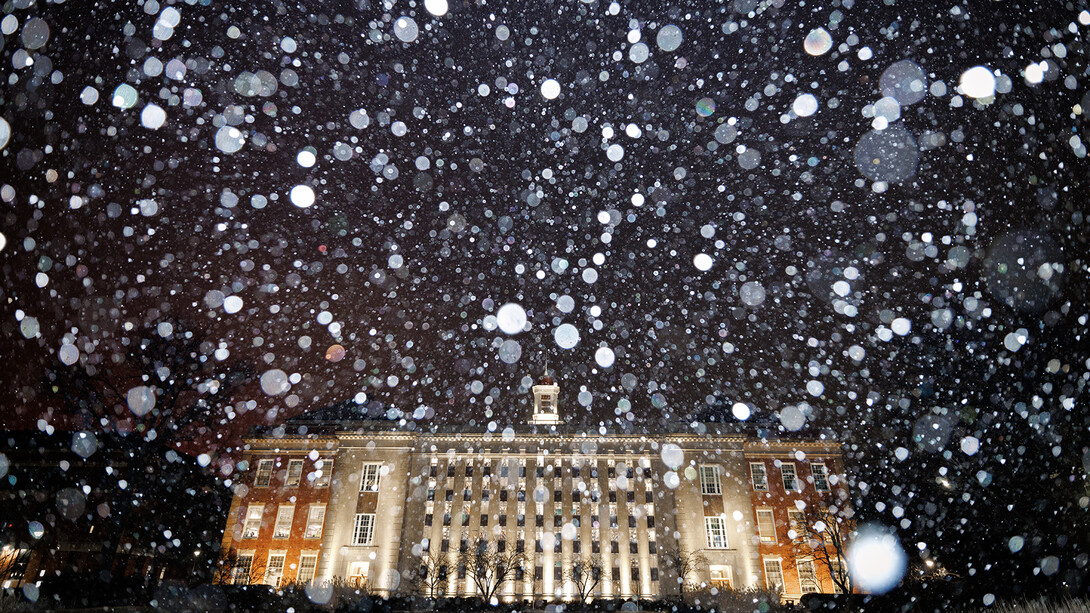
[2, 0, 1090, 599]
[1, 0, 1086, 444]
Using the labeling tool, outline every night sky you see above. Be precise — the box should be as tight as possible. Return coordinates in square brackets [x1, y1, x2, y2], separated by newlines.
[1, 0, 1089, 599]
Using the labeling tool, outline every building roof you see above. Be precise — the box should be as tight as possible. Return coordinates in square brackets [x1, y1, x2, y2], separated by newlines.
[249, 397, 839, 447]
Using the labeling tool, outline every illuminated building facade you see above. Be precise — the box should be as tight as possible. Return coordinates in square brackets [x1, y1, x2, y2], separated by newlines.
[220, 373, 848, 602]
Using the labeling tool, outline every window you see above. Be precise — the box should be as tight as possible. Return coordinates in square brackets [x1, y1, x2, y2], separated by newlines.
[297, 552, 318, 584]
[266, 551, 286, 587]
[788, 510, 807, 541]
[750, 462, 768, 491]
[273, 504, 295, 539]
[348, 562, 369, 588]
[305, 504, 326, 539]
[314, 460, 333, 487]
[699, 465, 722, 495]
[756, 509, 776, 543]
[705, 516, 728, 549]
[360, 463, 381, 492]
[781, 463, 798, 492]
[241, 504, 264, 539]
[285, 459, 304, 487]
[709, 565, 732, 589]
[234, 552, 254, 584]
[811, 463, 830, 491]
[798, 559, 820, 594]
[353, 513, 376, 545]
[254, 459, 274, 487]
[830, 560, 845, 594]
[1, 549, 28, 588]
[763, 559, 785, 593]
[650, 567, 659, 582]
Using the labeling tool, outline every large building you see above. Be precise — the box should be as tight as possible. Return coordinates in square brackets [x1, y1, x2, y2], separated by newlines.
[219, 373, 850, 603]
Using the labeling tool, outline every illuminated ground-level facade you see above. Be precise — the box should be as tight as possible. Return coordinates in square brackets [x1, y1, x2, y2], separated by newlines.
[220, 376, 849, 603]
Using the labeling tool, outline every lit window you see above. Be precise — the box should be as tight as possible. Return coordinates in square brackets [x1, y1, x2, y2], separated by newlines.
[360, 463, 382, 492]
[0, 549, 29, 588]
[788, 510, 807, 541]
[709, 565, 732, 589]
[699, 465, 722, 495]
[272, 504, 294, 539]
[348, 561, 369, 587]
[285, 459, 304, 487]
[781, 463, 798, 492]
[750, 462, 768, 491]
[254, 460, 274, 487]
[266, 551, 286, 587]
[353, 513, 376, 545]
[756, 509, 776, 543]
[705, 516, 728, 549]
[830, 560, 845, 594]
[811, 463, 830, 491]
[305, 504, 326, 539]
[314, 460, 333, 488]
[241, 504, 264, 539]
[233, 552, 254, 584]
[297, 553, 318, 584]
[763, 558, 784, 593]
[798, 559, 819, 594]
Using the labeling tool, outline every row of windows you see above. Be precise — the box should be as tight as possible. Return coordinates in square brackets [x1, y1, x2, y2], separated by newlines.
[251, 459, 385, 493]
[241, 503, 326, 540]
[704, 508, 827, 549]
[762, 557, 840, 595]
[425, 561, 658, 586]
[252, 458, 333, 488]
[233, 550, 319, 587]
[429, 459, 651, 480]
[429, 535, 658, 556]
[428, 487, 655, 505]
[698, 462, 831, 494]
[252, 458, 830, 493]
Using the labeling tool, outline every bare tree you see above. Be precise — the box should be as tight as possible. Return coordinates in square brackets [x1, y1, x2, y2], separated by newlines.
[565, 555, 603, 604]
[413, 554, 451, 598]
[467, 544, 526, 604]
[0, 547, 32, 588]
[659, 544, 708, 597]
[791, 504, 856, 595]
[213, 547, 266, 586]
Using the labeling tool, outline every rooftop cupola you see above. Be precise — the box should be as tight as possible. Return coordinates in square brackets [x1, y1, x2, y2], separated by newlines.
[530, 363, 560, 425]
